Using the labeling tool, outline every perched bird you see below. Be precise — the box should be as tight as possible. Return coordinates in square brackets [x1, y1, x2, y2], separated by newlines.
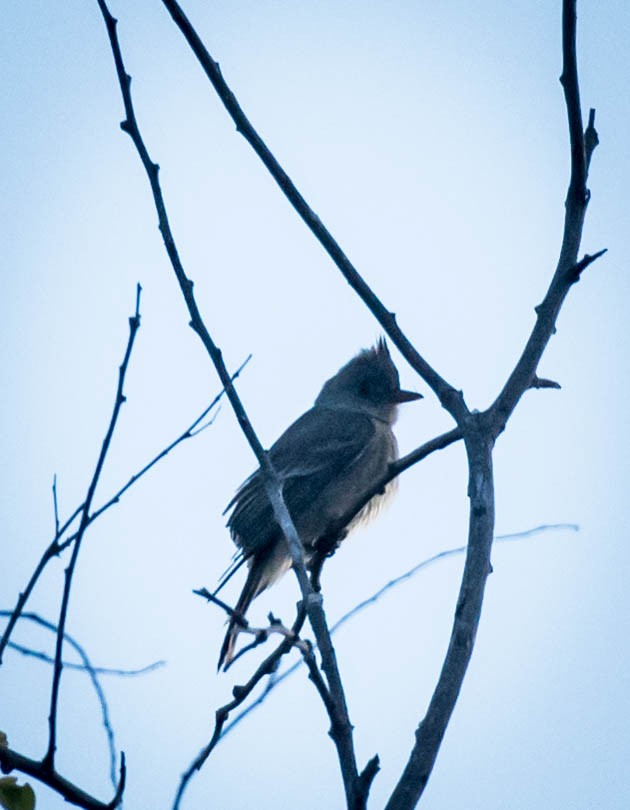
[218, 339, 421, 669]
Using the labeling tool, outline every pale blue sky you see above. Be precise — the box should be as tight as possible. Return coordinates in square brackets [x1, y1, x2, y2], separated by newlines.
[2, 2, 629, 808]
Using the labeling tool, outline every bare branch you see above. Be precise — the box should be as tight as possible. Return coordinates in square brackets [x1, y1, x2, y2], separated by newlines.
[385, 2, 599, 804]
[43, 285, 140, 774]
[0, 746, 125, 810]
[489, 0, 602, 436]
[96, 4, 364, 803]
[159, 0, 467, 422]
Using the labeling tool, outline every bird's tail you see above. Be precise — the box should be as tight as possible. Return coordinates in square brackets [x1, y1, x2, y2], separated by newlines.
[218, 542, 293, 671]
[218, 559, 265, 671]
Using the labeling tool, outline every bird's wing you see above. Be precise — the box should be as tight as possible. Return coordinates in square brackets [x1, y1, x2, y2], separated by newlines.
[224, 407, 376, 559]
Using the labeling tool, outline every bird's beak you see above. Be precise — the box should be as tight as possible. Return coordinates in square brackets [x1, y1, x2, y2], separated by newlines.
[393, 388, 423, 403]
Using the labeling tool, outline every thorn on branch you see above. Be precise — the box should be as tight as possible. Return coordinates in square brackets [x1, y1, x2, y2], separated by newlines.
[566, 248, 608, 283]
[529, 376, 562, 391]
[585, 108, 599, 169]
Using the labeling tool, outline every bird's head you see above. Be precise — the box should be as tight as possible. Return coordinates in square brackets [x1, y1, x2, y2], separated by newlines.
[315, 338, 422, 423]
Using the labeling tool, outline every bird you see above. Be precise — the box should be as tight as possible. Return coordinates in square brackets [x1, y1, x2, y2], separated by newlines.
[217, 338, 422, 670]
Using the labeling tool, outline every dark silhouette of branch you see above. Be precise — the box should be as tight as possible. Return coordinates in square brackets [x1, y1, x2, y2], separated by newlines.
[488, 10, 603, 436]
[90, 2, 601, 808]
[44, 285, 141, 775]
[385, 3, 600, 806]
[0, 746, 125, 810]
[96, 3, 365, 805]
[159, 0, 468, 423]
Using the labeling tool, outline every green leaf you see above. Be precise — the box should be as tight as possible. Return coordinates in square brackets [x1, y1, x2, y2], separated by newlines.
[0, 778, 36, 810]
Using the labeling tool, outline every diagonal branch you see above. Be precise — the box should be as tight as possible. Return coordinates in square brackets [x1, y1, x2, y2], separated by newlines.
[96, 3, 364, 805]
[159, 0, 467, 423]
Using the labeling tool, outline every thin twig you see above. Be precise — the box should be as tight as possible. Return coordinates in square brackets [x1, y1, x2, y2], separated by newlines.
[52, 475, 60, 536]
[489, 0, 603, 435]
[44, 285, 141, 779]
[172, 606, 308, 810]
[5, 641, 164, 677]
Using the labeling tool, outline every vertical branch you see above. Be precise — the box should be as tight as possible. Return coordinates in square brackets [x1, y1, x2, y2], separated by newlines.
[385, 1, 601, 805]
[490, 0, 601, 431]
[385, 418, 495, 809]
[43, 285, 141, 769]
